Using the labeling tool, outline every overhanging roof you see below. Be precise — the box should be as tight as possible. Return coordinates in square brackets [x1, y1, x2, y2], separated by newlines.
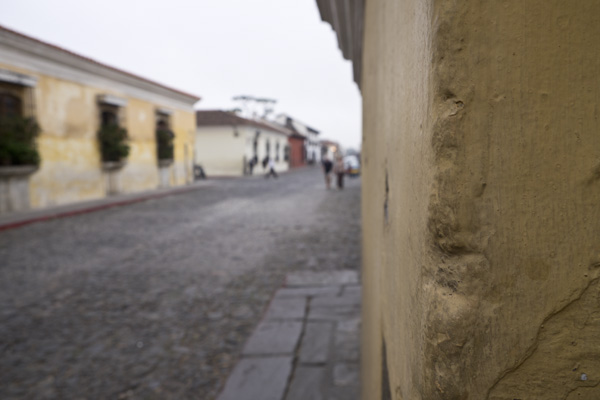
[0, 25, 201, 104]
[316, 0, 364, 88]
[196, 110, 292, 136]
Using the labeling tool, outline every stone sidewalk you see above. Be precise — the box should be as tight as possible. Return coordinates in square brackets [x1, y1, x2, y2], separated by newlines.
[0, 180, 213, 231]
[217, 270, 361, 400]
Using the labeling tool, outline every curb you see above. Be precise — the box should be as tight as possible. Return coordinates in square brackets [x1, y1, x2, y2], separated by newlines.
[210, 165, 315, 180]
[0, 184, 206, 232]
[215, 275, 288, 399]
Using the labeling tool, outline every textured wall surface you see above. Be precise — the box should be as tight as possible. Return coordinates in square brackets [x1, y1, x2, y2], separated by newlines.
[360, 1, 600, 399]
[361, 0, 433, 398]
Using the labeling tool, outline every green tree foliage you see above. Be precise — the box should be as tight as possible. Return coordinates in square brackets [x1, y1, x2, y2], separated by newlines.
[156, 128, 174, 160]
[98, 123, 130, 162]
[0, 116, 41, 166]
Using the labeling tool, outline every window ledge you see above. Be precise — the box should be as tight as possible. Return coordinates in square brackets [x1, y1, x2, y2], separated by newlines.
[0, 165, 38, 177]
[0, 69, 37, 87]
[97, 94, 128, 107]
[102, 161, 126, 171]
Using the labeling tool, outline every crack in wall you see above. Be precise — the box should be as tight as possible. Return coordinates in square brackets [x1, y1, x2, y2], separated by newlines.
[486, 276, 600, 399]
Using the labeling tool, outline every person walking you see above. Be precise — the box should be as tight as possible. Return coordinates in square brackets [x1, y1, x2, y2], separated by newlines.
[265, 157, 278, 179]
[322, 156, 333, 189]
[333, 155, 345, 189]
[248, 156, 257, 175]
[262, 155, 269, 170]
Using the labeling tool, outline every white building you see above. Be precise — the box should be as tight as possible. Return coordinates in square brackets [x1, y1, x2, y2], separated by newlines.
[274, 113, 321, 165]
[195, 110, 290, 177]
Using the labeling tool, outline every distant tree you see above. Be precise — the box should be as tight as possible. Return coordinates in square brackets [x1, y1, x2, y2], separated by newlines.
[232, 95, 277, 119]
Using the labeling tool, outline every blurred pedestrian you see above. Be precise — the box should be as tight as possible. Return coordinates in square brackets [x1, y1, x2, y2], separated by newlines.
[333, 155, 345, 189]
[322, 156, 333, 189]
[248, 155, 257, 175]
[265, 157, 278, 179]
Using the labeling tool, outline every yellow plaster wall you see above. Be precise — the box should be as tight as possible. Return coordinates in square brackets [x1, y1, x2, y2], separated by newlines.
[171, 109, 195, 185]
[29, 74, 104, 207]
[361, 1, 600, 399]
[118, 98, 160, 193]
[0, 63, 196, 208]
[361, 1, 432, 398]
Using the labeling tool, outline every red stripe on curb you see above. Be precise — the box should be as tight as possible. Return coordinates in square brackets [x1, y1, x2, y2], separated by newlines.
[0, 185, 204, 232]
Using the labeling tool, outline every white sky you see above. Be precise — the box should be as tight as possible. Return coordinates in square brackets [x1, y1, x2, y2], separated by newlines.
[0, 0, 362, 150]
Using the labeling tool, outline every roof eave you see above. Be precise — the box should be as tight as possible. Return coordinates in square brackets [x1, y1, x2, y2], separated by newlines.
[0, 25, 201, 104]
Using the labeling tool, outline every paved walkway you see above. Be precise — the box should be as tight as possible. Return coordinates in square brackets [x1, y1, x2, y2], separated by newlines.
[218, 270, 361, 400]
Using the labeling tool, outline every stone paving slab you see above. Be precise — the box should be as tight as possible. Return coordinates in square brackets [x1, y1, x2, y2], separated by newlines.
[337, 317, 361, 333]
[341, 285, 362, 298]
[299, 321, 334, 364]
[286, 270, 359, 287]
[328, 385, 360, 400]
[263, 297, 307, 320]
[335, 317, 361, 362]
[218, 270, 361, 400]
[308, 304, 360, 321]
[333, 363, 360, 386]
[312, 294, 361, 307]
[335, 329, 360, 362]
[274, 286, 341, 299]
[217, 357, 293, 400]
[243, 321, 304, 355]
[309, 293, 361, 321]
[285, 366, 326, 400]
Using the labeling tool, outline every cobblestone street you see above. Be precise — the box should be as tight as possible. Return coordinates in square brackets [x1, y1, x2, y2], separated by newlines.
[0, 167, 361, 400]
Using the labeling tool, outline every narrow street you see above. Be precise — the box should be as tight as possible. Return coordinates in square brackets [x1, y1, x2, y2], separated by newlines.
[0, 167, 361, 400]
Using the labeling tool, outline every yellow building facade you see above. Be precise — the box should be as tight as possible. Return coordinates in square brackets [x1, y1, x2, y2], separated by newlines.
[0, 26, 199, 214]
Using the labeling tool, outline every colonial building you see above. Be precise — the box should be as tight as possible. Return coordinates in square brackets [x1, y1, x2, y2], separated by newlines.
[0, 26, 200, 215]
[275, 113, 321, 164]
[317, 1, 600, 399]
[195, 110, 289, 177]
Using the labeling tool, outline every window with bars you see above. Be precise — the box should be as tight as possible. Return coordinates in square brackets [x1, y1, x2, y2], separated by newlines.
[97, 96, 129, 163]
[156, 111, 174, 161]
[100, 105, 119, 127]
[0, 93, 22, 117]
[0, 82, 40, 166]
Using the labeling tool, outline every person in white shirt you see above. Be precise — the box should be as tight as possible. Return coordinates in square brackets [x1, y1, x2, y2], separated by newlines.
[265, 158, 278, 179]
